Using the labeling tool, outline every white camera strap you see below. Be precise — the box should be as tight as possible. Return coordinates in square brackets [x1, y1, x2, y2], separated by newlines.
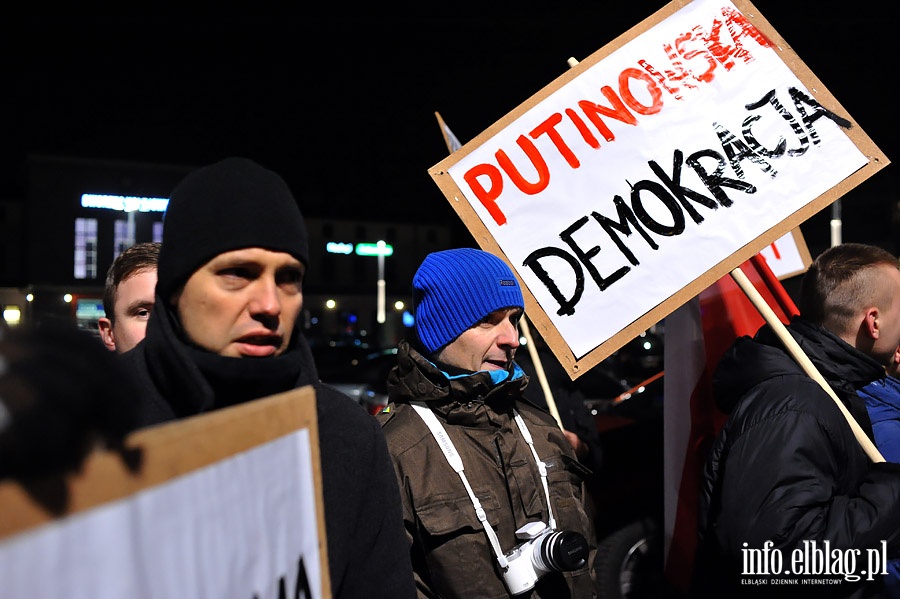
[512, 410, 557, 531]
[411, 401, 554, 569]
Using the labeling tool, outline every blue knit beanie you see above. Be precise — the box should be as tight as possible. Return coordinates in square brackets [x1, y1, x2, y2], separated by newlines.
[413, 248, 524, 354]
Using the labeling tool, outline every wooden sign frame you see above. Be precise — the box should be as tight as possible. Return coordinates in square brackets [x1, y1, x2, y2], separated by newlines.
[428, 0, 889, 379]
[0, 386, 331, 598]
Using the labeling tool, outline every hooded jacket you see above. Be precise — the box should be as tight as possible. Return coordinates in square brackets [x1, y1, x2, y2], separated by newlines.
[120, 298, 416, 599]
[860, 375, 900, 460]
[376, 339, 597, 599]
[859, 375, 900, 596]
[695, 317, 900, 598]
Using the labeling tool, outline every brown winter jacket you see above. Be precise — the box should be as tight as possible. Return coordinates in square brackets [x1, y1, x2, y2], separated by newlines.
[376, 339, 598, 599]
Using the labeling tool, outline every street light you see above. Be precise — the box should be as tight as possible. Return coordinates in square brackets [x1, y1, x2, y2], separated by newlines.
[354, 241, 394, 324]
[377, 241, 387, 324]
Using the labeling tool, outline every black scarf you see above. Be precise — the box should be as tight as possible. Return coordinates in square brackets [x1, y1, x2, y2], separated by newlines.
[137, 294, 316, 420]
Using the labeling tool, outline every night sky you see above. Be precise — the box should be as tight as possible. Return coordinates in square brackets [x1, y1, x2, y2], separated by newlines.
[2, 4, 896, 257]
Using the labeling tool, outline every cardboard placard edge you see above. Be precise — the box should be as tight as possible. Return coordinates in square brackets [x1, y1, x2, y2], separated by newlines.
[0, 386, 331, 598]
[427, 0, 889, 379]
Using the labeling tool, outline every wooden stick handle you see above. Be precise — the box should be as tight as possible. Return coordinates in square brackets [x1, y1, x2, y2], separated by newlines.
[519, 317, 564, 431]
[729, 266, 884, 463]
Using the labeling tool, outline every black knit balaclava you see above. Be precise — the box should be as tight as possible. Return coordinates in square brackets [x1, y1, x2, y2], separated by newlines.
[157, 157, 310, 300]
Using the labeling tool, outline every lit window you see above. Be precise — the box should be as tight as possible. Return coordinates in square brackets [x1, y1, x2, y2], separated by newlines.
[74, 218, 98, 279]
[114, 219, 129, 260]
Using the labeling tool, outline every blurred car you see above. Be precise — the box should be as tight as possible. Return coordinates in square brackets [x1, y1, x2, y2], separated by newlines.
[586, 371, 668, 599]
[522, 328, 669, 599]
[315, 346, 398, 415]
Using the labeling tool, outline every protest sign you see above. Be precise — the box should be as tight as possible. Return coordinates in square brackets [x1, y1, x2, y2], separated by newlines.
[0, 387, 330, 599]
[758, 228, 812, 280]
[428, 0, 889, 378]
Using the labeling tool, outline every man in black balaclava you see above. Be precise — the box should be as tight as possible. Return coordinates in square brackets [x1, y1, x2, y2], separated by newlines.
[119, 157, 415, 599]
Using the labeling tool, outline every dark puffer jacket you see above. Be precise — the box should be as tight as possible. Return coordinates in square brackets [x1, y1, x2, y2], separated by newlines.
[695, 317, 900, 598]
[376, 339, 597, 599]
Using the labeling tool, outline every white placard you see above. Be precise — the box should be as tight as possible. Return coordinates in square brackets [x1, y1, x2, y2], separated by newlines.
[438, 0, 868, 360]
[0, 430, 322, 599]
[758, 230, 810, 280]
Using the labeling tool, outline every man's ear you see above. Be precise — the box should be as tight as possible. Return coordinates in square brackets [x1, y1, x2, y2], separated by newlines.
[97, 318, 117, 352]
[865, 307, 880, 340]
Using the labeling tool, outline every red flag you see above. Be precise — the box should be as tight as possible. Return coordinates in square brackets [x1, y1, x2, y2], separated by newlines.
[662, 254, 799, 593]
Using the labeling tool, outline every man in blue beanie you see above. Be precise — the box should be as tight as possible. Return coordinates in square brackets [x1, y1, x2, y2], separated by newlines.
[119, 157, 415, 599]
[376, 247, 599, 598]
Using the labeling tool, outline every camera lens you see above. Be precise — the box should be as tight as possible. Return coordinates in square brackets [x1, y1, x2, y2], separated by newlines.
[534, 531, 589, 572]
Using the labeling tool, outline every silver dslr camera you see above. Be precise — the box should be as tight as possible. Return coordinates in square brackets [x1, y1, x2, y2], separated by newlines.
[502, 521, 589, 595]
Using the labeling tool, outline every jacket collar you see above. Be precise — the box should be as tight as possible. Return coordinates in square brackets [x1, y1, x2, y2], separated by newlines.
[137, 294, 318, 418]
[713, 316, 886, 414]
[387, 339, 529, 419]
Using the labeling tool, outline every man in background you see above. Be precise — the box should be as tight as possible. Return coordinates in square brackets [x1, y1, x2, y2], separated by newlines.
[120, 157, 415, 599]
[97, 241, 160, 353]
[696, 242, 900, 597]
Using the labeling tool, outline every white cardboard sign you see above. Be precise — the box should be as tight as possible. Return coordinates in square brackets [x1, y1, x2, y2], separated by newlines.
[0, 388, 329, 599]
[0, 431, 322, 599]
[759, 229, 812, 281]
[429, 0, 887, 376]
